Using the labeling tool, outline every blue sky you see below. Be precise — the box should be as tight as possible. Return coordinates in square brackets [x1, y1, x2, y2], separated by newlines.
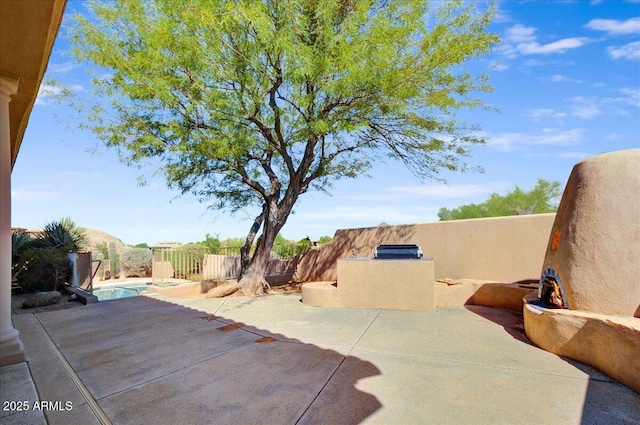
[11, 0, 640, 246]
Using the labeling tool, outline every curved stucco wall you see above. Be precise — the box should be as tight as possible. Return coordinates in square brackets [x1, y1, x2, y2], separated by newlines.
[298, 213, 555, 283]
[524, 303, 640, 394]
[540, 149, 640, 317]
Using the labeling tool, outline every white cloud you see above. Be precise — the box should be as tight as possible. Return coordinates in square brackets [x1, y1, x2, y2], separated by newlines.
[486, 128, 584, 151]
[570, 97, 603, 119]
[37, 84, 62, 96]
[551, 74, 582, 83]
[618, 87, 640, 108]
[521, 59, 547, 67]
[501, 25, 588, 58]
[35, 83, 83, 106]
[605, 87, 640, 109]
[11, 189, 59, 202]
[493, 11, 513, 24]
[384, 183, 509, 199]
[491, 62, 509, 72]
[517, 37, 589, 55]
[525, 108, 567, 121]
[528, 151, 592, 159]
[504, 24, 537, 43]
[607, 41, 640, 60]
[47, 62, 78, 74]
[585, 17, 640, 35]
[294, 204, 439, 226]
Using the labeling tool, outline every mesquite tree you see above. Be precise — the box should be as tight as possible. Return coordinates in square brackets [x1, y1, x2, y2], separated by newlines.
[65, 0, 499, 294]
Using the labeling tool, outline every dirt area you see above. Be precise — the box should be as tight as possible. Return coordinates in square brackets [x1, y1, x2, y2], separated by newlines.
[11, 292, 86, 315]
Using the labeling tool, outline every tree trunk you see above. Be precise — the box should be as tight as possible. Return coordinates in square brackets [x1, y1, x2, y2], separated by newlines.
[238, 200, 282, 295]
[240, 205, 266, 271]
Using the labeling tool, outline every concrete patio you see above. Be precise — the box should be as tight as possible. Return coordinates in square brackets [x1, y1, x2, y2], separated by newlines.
[2, 293, 639, 424]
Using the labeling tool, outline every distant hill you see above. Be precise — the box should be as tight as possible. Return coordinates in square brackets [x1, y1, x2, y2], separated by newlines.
[18, 226, 127, 255]
[82, 228, 126, 255]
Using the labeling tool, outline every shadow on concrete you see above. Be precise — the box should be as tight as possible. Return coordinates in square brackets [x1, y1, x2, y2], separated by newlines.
[32, 295, 382, 424]
[465, 305, 640, 424]
[463, 304, 532, 345]
[564, 358, 640, 425]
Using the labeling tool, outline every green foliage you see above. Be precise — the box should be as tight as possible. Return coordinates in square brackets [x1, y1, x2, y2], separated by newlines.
[120, 248, 152, 277]
[37, 217, 87, 251]
[134, 242, 149, 249]
[274, 233, 289, 246]
[201, 233, 222, 254]
[17, 248, 71, 293]
[11, 219, 86, 293]
[272, 243, 296, 259]
[317, 235, 333, 245]
[296, 237, 313, 256]
[94, 252, 105, 280]
[64, 0, 499, 282]
[95, 242, 109, 258]
[438, 179, 562, 221]
[12, 230, 32, 257]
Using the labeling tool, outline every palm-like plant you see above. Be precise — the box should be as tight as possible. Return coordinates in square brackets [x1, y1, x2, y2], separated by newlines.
[39, 217, 87, 251]
[12, 230, 32, 257]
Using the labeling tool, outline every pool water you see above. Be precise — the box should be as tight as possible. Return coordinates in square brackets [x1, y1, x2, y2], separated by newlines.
[93, 284, 150, 301]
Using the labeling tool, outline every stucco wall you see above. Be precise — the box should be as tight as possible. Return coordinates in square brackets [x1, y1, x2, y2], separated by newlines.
[298, 213, 556, 283]
[540, 149, 640, 317]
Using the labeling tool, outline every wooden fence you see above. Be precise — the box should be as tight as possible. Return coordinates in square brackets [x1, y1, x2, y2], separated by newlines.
[202, 255, 298, 281]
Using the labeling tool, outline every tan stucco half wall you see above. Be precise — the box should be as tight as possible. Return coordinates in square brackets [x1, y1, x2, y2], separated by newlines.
[524, 302, 640, 394]
[297, 213, 556, 283]
[302, 258, 435, 310]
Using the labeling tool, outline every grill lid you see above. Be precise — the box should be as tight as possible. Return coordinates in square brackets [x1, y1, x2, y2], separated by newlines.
[373, 244, 423, 259]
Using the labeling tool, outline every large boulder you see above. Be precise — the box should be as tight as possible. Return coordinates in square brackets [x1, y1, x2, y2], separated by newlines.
[205, 280, 240, 298]
[22, 291, 62, 309]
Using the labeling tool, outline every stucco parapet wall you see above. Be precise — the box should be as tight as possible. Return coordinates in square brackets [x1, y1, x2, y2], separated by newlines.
[297, 213, 555, 284]
[523, 300, 640, 394]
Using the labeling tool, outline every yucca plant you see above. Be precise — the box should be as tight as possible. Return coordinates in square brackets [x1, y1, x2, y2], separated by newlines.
[12, 230, 32, 257]
[38, 217, 87, 251]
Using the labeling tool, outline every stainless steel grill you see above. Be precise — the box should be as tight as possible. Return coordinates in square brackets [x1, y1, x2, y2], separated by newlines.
[373, 244, 423, 260]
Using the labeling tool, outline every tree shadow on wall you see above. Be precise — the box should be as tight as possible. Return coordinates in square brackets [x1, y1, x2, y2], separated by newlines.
[298, 224, 417, 282]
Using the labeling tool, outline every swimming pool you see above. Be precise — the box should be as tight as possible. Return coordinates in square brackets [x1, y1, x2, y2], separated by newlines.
[93, 283, 150, 301]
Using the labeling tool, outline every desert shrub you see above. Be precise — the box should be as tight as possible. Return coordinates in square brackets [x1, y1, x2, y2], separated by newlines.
[272, 243, 296, 259]
[120, 248, 152, 277]
[11, 218, 85, 293]
[17, 248, 71, 292]
[295, 237, 313, 256]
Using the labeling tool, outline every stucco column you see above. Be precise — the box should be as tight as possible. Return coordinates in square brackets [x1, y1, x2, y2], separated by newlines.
[0, 74, 25, 365]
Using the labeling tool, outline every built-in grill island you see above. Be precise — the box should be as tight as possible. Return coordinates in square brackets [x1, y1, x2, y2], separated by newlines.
[326, 243, 435, 311]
